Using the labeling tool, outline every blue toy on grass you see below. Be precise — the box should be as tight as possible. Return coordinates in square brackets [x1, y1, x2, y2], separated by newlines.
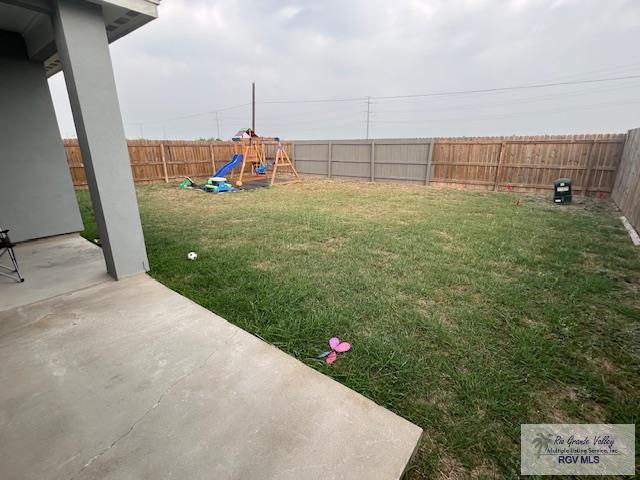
[204, 177, 234, 193]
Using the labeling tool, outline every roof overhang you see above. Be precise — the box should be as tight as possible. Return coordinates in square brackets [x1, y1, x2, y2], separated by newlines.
[0, 0, 160, 76]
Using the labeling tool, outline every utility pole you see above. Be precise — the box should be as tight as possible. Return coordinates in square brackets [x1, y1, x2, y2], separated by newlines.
[365, 96, 371, 139]
[251, 82, 256, 133]
[215, 112, 220, 140]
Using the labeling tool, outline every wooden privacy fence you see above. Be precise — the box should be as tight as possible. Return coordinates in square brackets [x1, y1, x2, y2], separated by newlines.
[612, 127, 640, 231]
[65, 134, 627, 195]
[65, 139, 294, 186]
[294, 134, 627, 194]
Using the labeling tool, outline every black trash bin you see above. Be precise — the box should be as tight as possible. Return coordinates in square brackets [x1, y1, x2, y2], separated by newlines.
[553, 178, 572, 204]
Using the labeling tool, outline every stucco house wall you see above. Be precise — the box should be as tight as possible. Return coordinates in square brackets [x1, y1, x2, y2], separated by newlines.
[0, 30, 82, 242]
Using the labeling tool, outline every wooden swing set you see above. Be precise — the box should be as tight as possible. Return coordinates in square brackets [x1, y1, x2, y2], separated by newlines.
[267, 140, 300, 186]
[232, 129, 300, 187]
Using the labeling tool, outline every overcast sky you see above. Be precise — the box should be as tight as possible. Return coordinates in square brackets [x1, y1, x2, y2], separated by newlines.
[49, 0, 640, 140]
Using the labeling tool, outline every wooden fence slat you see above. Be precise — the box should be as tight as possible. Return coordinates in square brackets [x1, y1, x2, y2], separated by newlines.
[493, 142, 506, 191]
[209, 143, 216, 174]
[425, 140, 434, 185]
[160, 144, 168, 183]
[370, 142, 375, 182]
[581, 140, 596, 194]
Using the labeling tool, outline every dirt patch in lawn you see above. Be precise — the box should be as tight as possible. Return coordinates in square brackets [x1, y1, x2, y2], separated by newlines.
[533, 385, 606, 423]
[252, 260, 274, 271]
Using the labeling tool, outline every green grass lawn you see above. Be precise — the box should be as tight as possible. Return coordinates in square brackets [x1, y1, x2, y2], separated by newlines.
[76, 179, 640, 479]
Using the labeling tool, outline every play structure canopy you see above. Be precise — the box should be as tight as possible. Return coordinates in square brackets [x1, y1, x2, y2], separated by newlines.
[232, 128, 259, 141]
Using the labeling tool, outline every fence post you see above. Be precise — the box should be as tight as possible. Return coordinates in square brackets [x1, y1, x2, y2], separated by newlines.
[425, 140, 434, 185]
[291, 142, 295, 167]
[493, 142, 506, 191]
[582, 140, 597, 195]
[370, 141, 376, 182]
[328, 142, 333, 178]
[160, 143, 169, 183]
[209, 143, 216, 174]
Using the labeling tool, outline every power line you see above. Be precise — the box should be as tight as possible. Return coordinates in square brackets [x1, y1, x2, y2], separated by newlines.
[370, 97, 640, 124]
[372, 81, 640, 115]
[136, 102, 252, 125]
[528, 60, 640, 83]
[258, 96, 367, 105]
[371, 74, 640, 101]
[254, 74, 640, 105]
[129, 72, 640, 130]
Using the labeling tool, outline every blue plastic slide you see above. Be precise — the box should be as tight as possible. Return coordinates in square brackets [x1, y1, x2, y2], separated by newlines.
[213, 154, 243, 178]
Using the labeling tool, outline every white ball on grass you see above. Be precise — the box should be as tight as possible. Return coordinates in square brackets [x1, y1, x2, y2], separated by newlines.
[187, 251, 198, 260]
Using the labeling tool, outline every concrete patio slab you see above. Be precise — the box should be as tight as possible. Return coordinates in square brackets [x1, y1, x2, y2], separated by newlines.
[0, 234, 110, 311]
[0, 241, 422, 479]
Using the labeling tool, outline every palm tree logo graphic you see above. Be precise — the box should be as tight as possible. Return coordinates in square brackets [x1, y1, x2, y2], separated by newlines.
[532, 432, 554, 458]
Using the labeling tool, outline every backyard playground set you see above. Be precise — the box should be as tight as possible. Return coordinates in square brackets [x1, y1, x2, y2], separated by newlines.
[180, 129, 300, 193]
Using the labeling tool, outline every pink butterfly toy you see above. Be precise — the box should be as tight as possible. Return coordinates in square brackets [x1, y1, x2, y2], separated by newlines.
[318, 337, 351, 364]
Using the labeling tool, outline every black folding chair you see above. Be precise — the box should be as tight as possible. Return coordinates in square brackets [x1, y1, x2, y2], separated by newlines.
[0, 228, 24, 283]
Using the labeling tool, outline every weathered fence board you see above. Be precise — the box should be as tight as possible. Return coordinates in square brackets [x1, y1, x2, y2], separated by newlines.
[293, 134, 626, 194]
[65, 139, 293, 186]
[612, 128, 640, 232]
[294, 139, 434, 185]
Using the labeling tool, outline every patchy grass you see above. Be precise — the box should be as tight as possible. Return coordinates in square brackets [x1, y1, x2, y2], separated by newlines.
[76, 179, 640, 479]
